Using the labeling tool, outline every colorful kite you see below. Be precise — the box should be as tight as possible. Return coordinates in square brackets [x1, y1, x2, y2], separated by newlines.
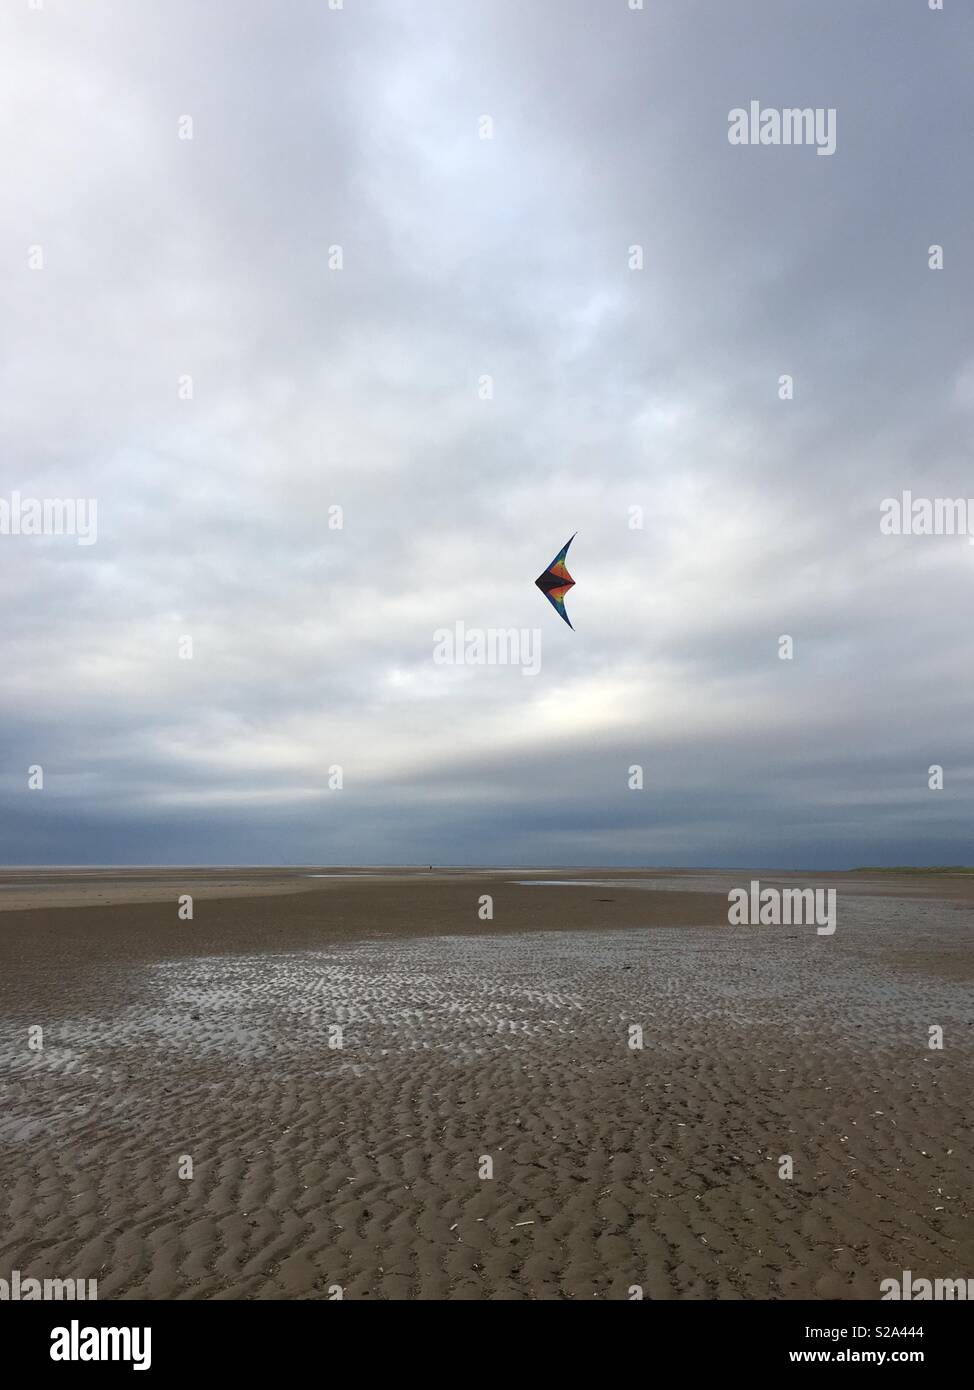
[535, 534, 577, 629]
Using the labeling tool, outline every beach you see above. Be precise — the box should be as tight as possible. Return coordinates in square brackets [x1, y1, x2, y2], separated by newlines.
[0, 869, 970, 1300]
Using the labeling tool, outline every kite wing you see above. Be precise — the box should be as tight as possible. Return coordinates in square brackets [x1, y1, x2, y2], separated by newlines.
[535, 533, 576, 629]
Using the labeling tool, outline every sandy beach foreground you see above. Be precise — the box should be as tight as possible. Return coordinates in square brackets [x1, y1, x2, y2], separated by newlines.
[0, 868, 971, 1299]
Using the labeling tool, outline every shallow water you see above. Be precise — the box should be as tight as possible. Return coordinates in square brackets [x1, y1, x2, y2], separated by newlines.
[3, 896, 968, 1083]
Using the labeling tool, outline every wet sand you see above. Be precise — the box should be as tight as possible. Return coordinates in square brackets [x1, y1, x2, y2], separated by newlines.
[0, 869, 971, 1299]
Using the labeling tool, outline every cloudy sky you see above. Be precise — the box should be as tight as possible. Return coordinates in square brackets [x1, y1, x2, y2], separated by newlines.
[1, 0, 972, 867]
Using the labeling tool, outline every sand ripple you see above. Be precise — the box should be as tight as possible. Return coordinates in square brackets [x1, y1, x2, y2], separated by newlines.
[0, 896, 971, 1299]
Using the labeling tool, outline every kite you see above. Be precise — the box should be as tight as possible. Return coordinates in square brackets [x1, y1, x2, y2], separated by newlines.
[535, 534, 576, 629]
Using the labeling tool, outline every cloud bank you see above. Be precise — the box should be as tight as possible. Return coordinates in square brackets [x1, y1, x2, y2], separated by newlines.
[1, 0, 972, 866]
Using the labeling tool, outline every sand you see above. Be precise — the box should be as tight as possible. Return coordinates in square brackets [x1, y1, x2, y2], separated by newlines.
[0, 868, 971, 1299]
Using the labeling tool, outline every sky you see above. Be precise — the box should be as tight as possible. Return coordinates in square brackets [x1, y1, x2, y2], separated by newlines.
[1, 0, 972, 868]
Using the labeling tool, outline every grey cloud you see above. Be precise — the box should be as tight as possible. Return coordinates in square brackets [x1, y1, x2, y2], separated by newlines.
[1, 0, 972, 866]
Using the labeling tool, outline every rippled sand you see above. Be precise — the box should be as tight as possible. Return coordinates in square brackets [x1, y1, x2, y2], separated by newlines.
[0, 871, 971, 1298]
